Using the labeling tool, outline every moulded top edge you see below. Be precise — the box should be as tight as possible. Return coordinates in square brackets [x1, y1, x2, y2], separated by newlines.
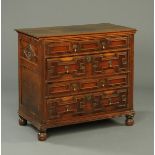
[15, 23, 137, 38]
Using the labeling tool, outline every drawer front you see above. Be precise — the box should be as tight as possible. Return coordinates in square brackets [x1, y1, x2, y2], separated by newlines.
[47, 88, 128, 120]
[46, 56, 87, 81]
[91, 51, 128, 75]
[46, 74, 128, 97]
[45, 36, 128, 56]
[46, 50, 128, 81]
[107, 36, 128, 49]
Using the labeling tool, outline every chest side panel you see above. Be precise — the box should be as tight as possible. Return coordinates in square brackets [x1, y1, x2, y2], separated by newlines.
[18, 33, 44, 123]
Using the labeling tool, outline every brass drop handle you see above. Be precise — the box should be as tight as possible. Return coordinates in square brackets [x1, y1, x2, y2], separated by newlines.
[109, 99, 112, 105]
[73, 44, 78, 53]
[108, 60, 112, 67]
[101, 41, 106, 49]
[101, 80, 105, 87]
[100, 38, 109, 50]
[98, 79, 106, 87]
[74, 48, 77, 52]
[79, 101, 84, 109]
[66, 105, 71, 112]
[66, 70, 69, 74]
[65, 66, 69, 74]
[66, 107, 69, 112]
[72, 83, 78, 91]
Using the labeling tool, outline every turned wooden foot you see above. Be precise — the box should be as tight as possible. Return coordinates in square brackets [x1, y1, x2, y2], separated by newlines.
[38, 130, 47, 141]
[125, 114, 134, 126]
[19, 116, 27, 126]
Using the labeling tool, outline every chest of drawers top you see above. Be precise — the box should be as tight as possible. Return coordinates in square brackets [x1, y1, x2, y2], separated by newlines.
[16, 23, 136, 38]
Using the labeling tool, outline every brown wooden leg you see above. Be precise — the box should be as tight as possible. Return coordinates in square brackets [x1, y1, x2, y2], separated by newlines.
[125, 114, 134, 126]
[38, 129, 47, 141]
[19, 115, 27, 126]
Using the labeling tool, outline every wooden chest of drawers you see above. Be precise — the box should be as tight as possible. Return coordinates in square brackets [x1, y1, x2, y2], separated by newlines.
[16, 23, 136, 141]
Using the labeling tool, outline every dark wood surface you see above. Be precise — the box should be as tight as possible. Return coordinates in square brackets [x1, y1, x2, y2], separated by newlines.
[17, 23, 136, 141]
[15, 23, 136, 38]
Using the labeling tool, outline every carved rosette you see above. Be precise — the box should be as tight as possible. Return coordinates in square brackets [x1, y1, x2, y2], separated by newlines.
[23, 44, 37, 62]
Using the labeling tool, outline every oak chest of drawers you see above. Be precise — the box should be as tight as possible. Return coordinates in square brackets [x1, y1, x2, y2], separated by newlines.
[16, 23, 136, 141]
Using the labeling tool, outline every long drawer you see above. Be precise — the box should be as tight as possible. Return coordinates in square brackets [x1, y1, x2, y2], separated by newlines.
[46, 50, 128, 82]
[47, 88, 128, 120]
[46, 74, 128, 97]
[45, 35, 129, 56]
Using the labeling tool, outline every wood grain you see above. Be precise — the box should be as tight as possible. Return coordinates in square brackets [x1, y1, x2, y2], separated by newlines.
[16, 23, 136, 141]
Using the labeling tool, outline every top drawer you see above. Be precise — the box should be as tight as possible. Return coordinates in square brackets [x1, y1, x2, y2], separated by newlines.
[45, 36, 129, 56]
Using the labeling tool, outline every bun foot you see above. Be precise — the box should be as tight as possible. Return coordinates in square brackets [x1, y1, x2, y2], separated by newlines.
[125, 114, 134, 126]
[38, 131, 47, 141]
[19, 116, 27, 126]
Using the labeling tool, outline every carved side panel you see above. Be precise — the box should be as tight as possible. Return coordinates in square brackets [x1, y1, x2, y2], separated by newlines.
[18, 34, 43, 120]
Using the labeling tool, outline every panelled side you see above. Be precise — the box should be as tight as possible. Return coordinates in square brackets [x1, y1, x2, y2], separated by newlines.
[18, 33, 45, 129]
